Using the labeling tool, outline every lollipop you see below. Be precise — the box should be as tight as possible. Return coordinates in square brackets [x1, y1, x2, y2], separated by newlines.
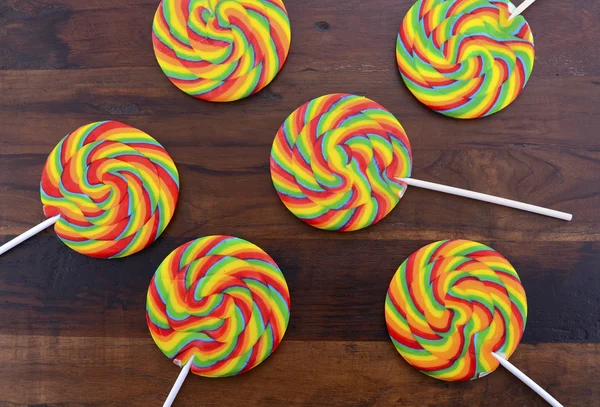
[269, 94, 571, 232]
[396, 0, 535, 118]
[147, 236, 290, 406]
[0, 121, 179, 258]
[152, 0, 291, 102]
[385, 239, 562, 406]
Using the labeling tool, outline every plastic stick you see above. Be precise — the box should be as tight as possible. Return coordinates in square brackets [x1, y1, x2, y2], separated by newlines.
[492, 352, 563, 407]
[509, 0, 536, 19]
[0, 215, 61, 256]
[163, 356, 194, 407]
[397, 178, 572, 221]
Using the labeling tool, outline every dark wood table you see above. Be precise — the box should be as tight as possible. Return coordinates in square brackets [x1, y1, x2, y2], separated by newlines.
[1, 0, 599, 406]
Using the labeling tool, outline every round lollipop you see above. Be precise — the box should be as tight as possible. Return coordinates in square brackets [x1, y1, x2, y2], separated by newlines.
[147, 235, 290, 406]
[396, 0, 535, 119]
[385, 239, 562, 406]
[152, 0, 291, 102]
[0, 121, 180, 258]
[269, 94, 571, 232]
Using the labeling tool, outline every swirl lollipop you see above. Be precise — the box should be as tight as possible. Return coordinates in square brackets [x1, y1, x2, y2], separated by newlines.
[147, 235, 290, 406]
[396, 0, 535, 119]
[152, 0, 291, 102]
[385, 239, 562, 406]
[270, 94, 571, 232]
[0, 121, 179, 258]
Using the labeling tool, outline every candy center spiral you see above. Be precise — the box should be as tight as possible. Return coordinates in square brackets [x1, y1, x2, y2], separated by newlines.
[406, 258, 507, 362]
[58, 141, 159, 233]
[187, 1, 258, 68]
[166, 255, 273, 356]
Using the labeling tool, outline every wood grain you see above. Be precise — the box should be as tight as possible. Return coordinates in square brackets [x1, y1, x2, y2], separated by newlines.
[0, 71, 598, 243]
[0, 336, 598, 407]
[1, 237, 599, 343]
[0, 0, 599, 406]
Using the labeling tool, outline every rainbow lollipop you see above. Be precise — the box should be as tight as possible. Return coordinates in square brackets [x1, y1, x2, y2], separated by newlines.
[152, 0, 291, 102]
[270, 94, 571, 232]
[147, 236, 290, 406]
[0, 121, 179, 258]
[396, 0, 535, 118]
[385, 239, 562, 406]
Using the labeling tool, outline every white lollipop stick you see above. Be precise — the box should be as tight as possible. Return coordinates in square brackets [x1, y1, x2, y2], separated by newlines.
[492, 352, 563, 407]
[163, 356, 194, 407]
[0, 214, 61, 256]
[509, 0, 536, 20]
[397, 178, 572, 221]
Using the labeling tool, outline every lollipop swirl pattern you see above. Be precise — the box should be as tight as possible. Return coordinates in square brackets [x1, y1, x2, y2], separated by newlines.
[40, 121, 179, 259]
[152, 0, 291, 102]
[147, 236, 290, 377]
[385, 240, 527, 381]
[270, 94, 413, 232]
[397, 0, 535, 118]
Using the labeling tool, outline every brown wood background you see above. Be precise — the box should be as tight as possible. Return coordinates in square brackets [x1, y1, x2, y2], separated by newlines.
[1, 0, 599, 406]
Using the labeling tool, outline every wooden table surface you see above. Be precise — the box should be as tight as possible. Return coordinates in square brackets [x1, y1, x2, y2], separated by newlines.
[1, 0, 599, 406]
